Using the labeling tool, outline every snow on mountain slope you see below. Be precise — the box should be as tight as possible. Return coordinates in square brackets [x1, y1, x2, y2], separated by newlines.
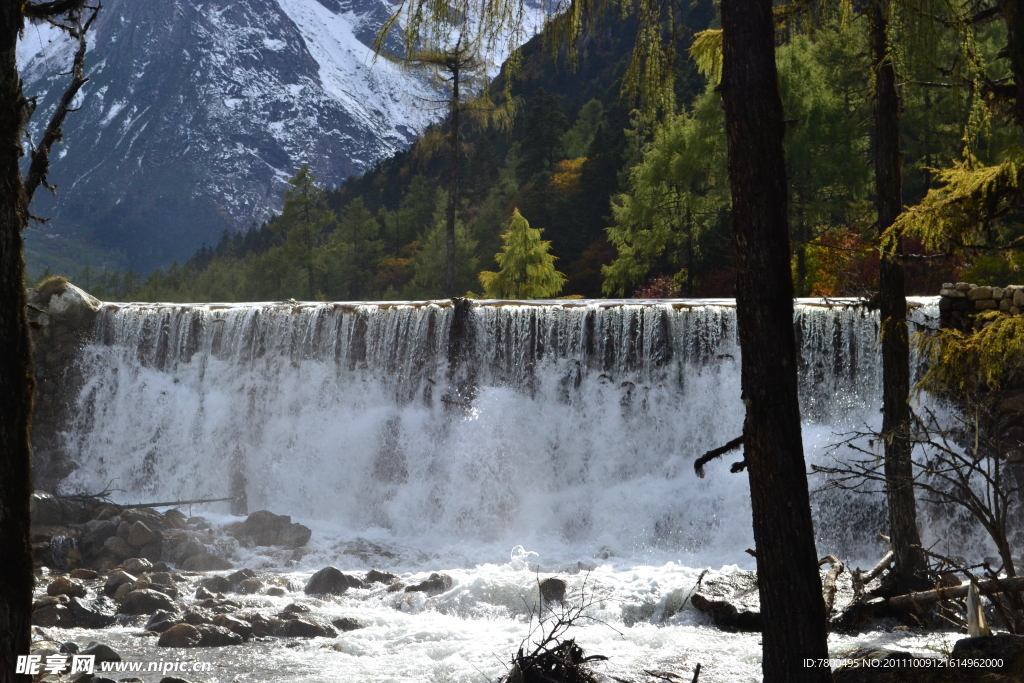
[18, 0, 543, 272]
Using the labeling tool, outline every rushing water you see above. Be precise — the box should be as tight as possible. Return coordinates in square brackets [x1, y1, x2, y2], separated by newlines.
[51, 297, 959, 682]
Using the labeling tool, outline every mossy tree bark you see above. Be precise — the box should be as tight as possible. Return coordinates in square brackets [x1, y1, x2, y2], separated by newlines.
[870, 0, 928, 592]
[719, 1, 832, 681]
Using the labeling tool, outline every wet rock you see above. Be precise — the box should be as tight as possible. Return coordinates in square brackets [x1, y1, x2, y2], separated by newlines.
[103, 536, 131, 560]
[283, 619, 336, 638]
[168, 537, 207, 564]
[147, 571, 174, 587]
[200, 575, 232, 593]
[245, 613, 284, 638]
[212, 614, 253, 639]
[127, 521, 156, 547]
[81, 519, 118, 554]
[32, 594, 68, 610]
[103, 570, 137, 596]
[30, 492, 65, 526]
[952, 634, 1024, 668]
[242, 510, 291, 546]
[122, 558, 153, 574]
[365, 569, 398, 584]
[47, 576, 86, 599]
[114, 582, 136, 601]
[539, 578, 566, 603]
[277, 523, 312, 549]
[160, 677, 193, 683]
[281, 603, 311, 616]
[266, 586, 286, 597]
[145, 610, 180, 633]
[331, 617, 363, 631]
[406, 573, 453, 595]
[194, 586, 217, 600]
[195, 624, 244, 647]
[32, 604, 73, 628]
[181, 554, 232, 571]
[239, 578, 263, 594]
[690, 570, 762, 632]
[79, 642, 121, 664]
[65, 596, 118, 628]
[158, 624, 203, 648]
[227, 568, 256, 584]
[304, 567, 363, 595]
[94, 505, 120, 521]
[120, 589, 176, 615]
[70, 568, 99, 580]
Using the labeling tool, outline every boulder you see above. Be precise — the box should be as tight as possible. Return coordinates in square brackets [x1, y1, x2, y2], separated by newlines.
[406, 573, 453, 595]
[145, 610, 180, 633]
[239, 578, 263, 594]
[242, 510, 291, 546]
[277, 523, 312, 549]
[181, 554, 232, 571]
[127, 521, 157, 547]
[200, 576, 232, 593]
[65, 597, 117, 629]
[365, 569, 398, 584]
[183, 608, 213, 625]
[47, 576, 86, 599]
[212, 614, 253, 639]
[968, 286, 993, 301]
[114, 582, 135, 601]
[304, 567, 362, 595]
[539, 578, 566, 603]
[266, 586, 286, 597]
[103, 536, 131, 560]
[81, 519, 118, 554]
[227, 568, 256, 584]
[30, 493, 65, 526]
[69, 568, 99, 580]
[690, 571, 762, 632]
[119, 589, 176, 615]
[79, 642, 121, 664]
[195, 624, 244, 647]
[331, 617, 363, 632]
[31, 604, 74, 628]
[283, 619, 336, 638]
[103, 571, 137, 596]
[158, 624, 203, 648]
[952, 634, 1024, 670]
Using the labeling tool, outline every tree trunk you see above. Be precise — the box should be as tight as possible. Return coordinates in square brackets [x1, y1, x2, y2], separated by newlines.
[1003, 0, 1024, 127]
[0, 3, 34, 681]
[719, 1, 832, 681]
[446, 62, 460, 298]
[870, 0, 927, 591]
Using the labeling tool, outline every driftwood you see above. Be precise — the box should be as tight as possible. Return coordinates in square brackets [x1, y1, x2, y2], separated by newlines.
[819, 555, 844, 616]
[120, 496, 237, 509]
[889, 576, 1024, 608]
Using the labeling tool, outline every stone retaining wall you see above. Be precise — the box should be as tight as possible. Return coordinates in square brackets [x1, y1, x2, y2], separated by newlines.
[939, 282, 1024, 330]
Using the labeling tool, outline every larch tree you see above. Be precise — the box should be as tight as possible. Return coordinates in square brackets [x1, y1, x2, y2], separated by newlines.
[479, 208, 566, 299]
[273, 165, 335, 300]
[1, 2, 100, 680]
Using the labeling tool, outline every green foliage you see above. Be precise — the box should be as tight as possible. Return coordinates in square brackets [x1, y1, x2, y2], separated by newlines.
[918, 313, 1024, 393]
[274, 164, 337, 298]
[964, 253, 1024, 287]
[479, 208, 565, 299]
[406, 192, 480, 298]
[561, 99, 605, 159]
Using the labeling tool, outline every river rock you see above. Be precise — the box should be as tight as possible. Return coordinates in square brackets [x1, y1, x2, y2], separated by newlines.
[406, 573, 453, 594]
[284, 619, 337, 638]
[540, 578, 566, 603]
[277, 523, 312, 549]
[158, 624, 203, 648]
[690, 570, 762, 632]
[227, 568, 256, 584]
[70, 568, 99, 580]
[239, 578, 263, 594]
[47, 576, 86, 598]
[181, 554, 232, 571]
[145, 610, 180, 633]
[114, 582, 135, 601]
[103, 570, 137, 596]
[82, 519, 118, 554]
[79, 642, 121, 664]
[304, 567, 363, 595]
[65, 596, 118, 628]
[242, 510, 291, 545]
[201, 575, 232, 593]
[103, 536, 132, 560]
[127, 521, 157, 547]
[183, 608, 213, 625]
[331, 617, 363, 631]
[120, 589, 176, 615]
[195, 624, 244, 646]
[365, 569, 398, 584]
[32, 604, 74, 628]
[212, 614, 253, 639]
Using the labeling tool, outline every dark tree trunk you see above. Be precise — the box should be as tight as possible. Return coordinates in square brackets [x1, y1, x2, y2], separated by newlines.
[870, 0, 927, 591]
[1004, 0, 1024, 127]
[719, 1, 832, 681]
[445, 61, 460, 297]
[0, 3, 34, 681]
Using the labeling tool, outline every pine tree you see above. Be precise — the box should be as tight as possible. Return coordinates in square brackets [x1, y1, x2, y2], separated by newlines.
[479, 209, 566, 299]
[273, 165, 336, 299]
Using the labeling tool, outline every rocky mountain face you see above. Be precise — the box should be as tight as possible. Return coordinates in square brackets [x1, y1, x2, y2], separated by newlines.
[18, 0, 450, 271]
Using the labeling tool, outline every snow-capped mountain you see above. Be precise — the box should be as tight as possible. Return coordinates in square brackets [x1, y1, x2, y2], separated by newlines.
[17, 0, 540, 271]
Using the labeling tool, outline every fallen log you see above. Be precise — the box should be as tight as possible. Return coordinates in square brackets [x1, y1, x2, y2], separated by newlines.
[120, 496, 237, 509]
[889, 576, 1024, 609]
[819, 555, 844, 616]
[863, 550, 894, 584]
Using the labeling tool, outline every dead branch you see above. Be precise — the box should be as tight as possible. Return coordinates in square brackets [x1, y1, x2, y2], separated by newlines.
[889, 576, 1024, 608]
[863, 550, 894, 584]
[24, 3, 100, 203]
[120, 496, 237, 509]
[819, 555, 844, 616]
[694, 435, 743, 478]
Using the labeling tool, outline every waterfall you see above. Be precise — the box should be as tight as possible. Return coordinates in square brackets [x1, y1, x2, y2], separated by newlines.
[59, 297, 939, 566]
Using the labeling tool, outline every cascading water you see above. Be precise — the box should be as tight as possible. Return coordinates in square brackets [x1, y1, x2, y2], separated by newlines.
[60, 297, 940, 568]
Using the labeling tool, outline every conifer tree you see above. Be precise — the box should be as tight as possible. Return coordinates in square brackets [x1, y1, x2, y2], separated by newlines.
[273, 165, 336, 299]
[479, 209, 566, 299]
